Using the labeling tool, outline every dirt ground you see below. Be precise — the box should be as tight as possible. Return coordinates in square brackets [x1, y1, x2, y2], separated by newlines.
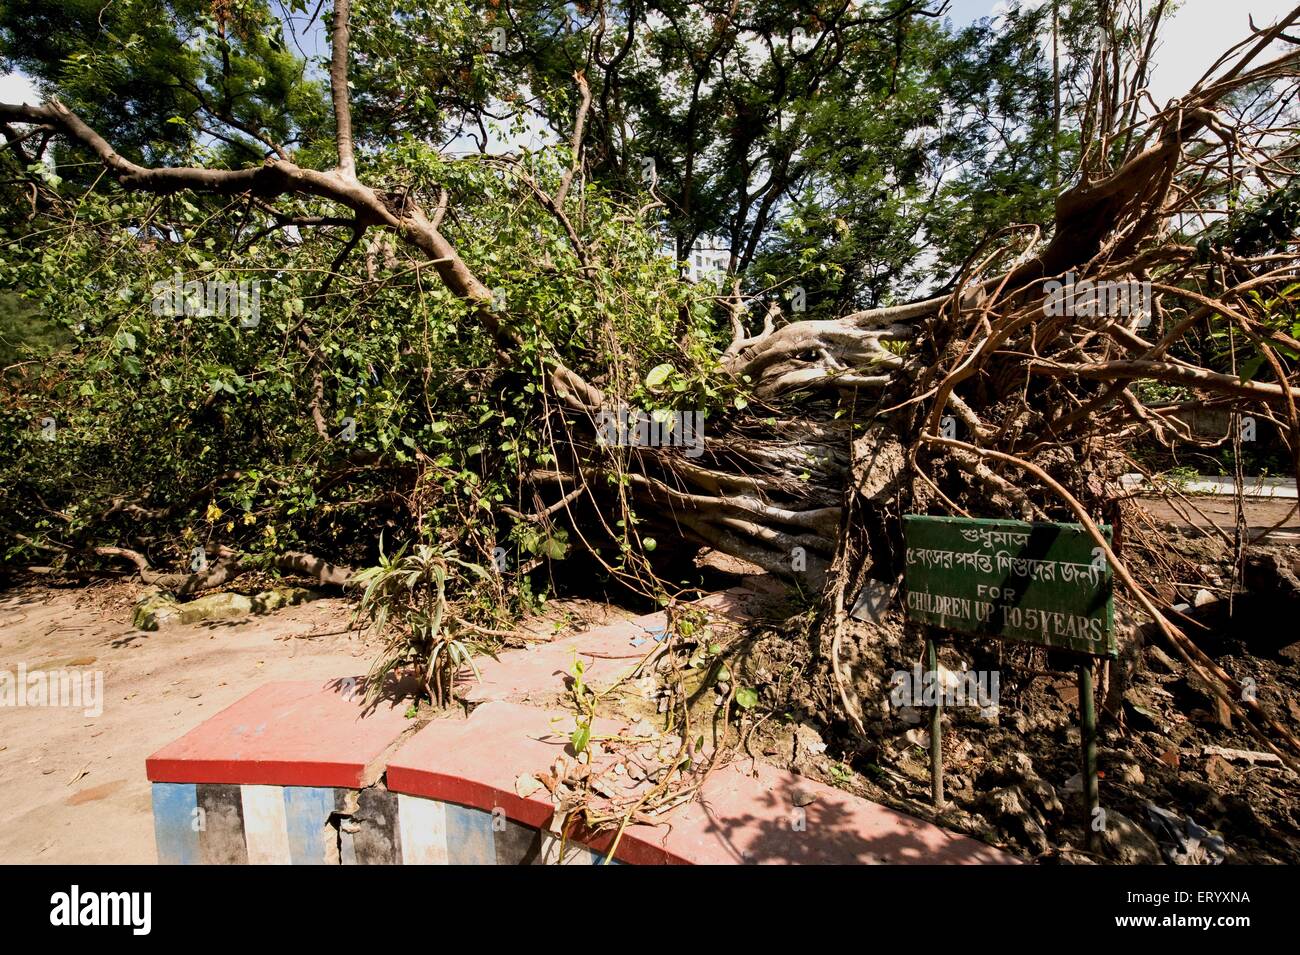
[0, 581, 376, 863]
[719, 501, 1300, 864]
[1136, 495, 1298, 543]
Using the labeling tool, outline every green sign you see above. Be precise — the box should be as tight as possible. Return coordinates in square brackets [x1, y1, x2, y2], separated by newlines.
[902, 515, 1116, 657]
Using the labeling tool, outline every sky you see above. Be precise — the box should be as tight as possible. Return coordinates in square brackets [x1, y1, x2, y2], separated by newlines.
[1, 2, 1298, 114]
[948, 0, 1300, 103]
[0, 69, 35, 105]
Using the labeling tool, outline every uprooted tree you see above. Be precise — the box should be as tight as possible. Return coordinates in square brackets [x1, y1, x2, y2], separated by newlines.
[2, 1, 1300, 763]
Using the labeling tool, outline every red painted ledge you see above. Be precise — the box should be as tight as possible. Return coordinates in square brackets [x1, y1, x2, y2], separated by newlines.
[386, 700, 1018, 865]
[146, 680, 413, 789]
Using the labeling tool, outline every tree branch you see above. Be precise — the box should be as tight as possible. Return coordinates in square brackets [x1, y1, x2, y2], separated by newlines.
[330, 0, 357, 179]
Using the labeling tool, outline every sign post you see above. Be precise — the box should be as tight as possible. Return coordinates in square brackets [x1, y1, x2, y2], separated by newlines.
[901, 516, 1116, 847]
[1078, 661, 1100, 852]
[927, 633, 943, 809]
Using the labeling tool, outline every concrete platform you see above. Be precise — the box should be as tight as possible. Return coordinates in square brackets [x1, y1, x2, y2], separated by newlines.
[146, 679, 413, 788]
[144, 583, 1017, 865]
[386, 700, 1015, 865]
[459, 589, 760, 705]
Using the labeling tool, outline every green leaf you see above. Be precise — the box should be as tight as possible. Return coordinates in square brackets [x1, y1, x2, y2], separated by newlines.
[541, 535, 568, 559]
[644, 363, 674, 391]
[570, 720, 591, 754]
[735, 687, 758, 709]
[1239, 354, 1265, 383]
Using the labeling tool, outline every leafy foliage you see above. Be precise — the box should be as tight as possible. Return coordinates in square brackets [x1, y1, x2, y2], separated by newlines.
[351, 539, 488, 705]
[0, 0, 1174, 705]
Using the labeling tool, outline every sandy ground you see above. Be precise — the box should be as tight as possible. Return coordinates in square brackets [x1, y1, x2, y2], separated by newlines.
[0, 579, 636, 865]
[0, 581, 379, 864]
[1137, 494, 1299, 542]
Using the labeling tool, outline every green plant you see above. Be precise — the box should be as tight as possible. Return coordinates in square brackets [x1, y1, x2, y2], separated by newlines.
[352, 539, 488, 707]
[829, 762, 853, 785]
[1160, 465, 1199, 490]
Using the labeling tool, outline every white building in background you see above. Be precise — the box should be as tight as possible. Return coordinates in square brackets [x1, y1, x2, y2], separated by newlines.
[662, 238, 731, 284]
[686, 242, 731, 284]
